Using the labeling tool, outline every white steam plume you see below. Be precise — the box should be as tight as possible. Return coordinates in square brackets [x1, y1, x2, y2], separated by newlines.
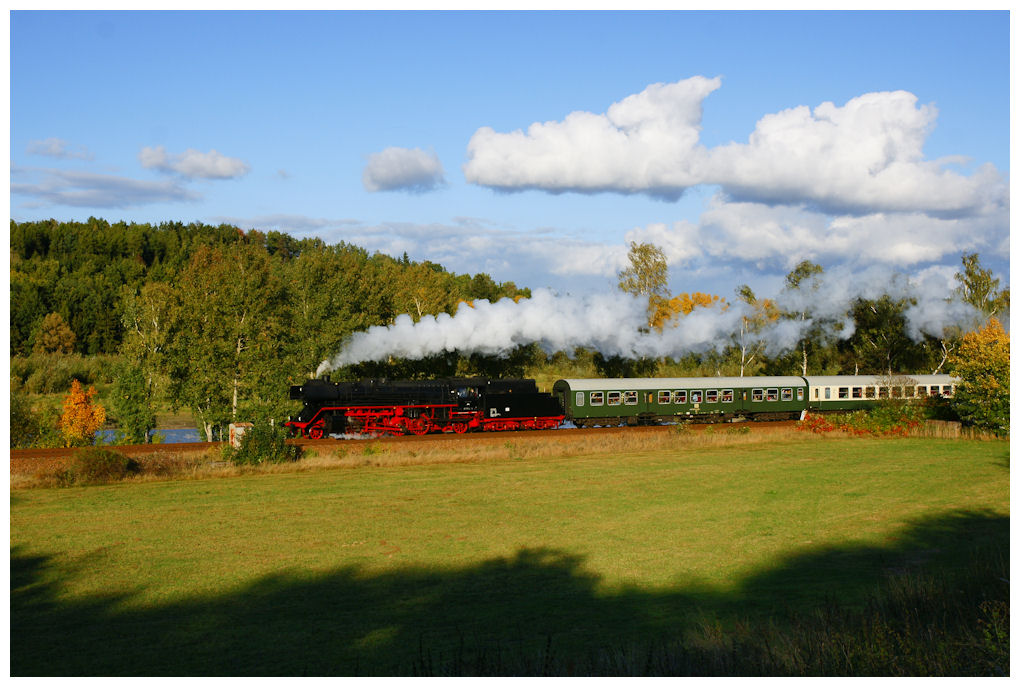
[317, 268, 987, 375]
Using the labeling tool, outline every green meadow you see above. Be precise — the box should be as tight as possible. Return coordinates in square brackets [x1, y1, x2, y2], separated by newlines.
[10, 436, 1009, 675]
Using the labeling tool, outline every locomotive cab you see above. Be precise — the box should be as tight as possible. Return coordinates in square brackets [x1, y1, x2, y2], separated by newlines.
[452, 384, 481, 411]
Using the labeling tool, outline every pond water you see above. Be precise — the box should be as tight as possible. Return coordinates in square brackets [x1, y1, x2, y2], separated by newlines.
[96, 428, 203, 445]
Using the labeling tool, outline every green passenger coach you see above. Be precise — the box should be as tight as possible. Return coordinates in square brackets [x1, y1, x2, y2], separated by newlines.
[552, 377, 809, 427]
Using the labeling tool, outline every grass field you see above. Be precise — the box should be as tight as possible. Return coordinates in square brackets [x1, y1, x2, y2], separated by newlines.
[10, 434, 1009, 675]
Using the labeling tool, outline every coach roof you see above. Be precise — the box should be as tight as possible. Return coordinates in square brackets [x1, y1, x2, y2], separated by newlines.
[802, 374, 957, 387]
[553, 377, 806, 392]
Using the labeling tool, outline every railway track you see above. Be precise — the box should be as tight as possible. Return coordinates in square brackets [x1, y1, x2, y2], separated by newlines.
[296, 419, 799, 448]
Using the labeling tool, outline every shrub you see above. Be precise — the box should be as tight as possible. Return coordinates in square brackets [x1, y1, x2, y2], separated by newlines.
[797, 414, 836, 434]
[726, 425, 752, 435]
[12, 353, 119, 394]
[798, 402, 925, 438]
[837, 401, 924, 437]
[65, 447, 140, 485]
[225, 422, 301, 466]
[9, 391, 61, 448]
[9, 357, 32, 385]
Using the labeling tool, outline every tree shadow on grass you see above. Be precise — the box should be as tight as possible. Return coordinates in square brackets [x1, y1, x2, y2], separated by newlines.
[11, 509, 1008, 676]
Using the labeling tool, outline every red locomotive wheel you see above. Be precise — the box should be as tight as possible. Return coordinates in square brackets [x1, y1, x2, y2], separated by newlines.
[307, 423, 326, 440]
[406, 417, 431, 436]
[452, 422, 469, 434]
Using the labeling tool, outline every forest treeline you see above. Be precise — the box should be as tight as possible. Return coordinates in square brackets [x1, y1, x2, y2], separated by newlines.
[11, 217, 528, 357]
[9, 219, 1009, 443]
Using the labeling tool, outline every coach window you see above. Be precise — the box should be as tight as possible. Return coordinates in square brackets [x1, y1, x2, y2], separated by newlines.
[878, 387, 889, 399]
[691, 391, 703, 404]
[929, 386, 939, 397]
[624, 391, 638, 405]
[797, 388, 804, 401]
[837, 387, 848, 399]
[824, 387, 831, 400]
[673, 390, 687, 404]
[903, 386, 915, 398]
[658, 390, 671, 405]
[865, 387, 876, 399]
[722, 389, 734, 403]
[766, 388, 779, 402]
[752, 388, 764, 402]
[891, 387, 902, 398]
[852, 387, 862, 399]
[706, 390, 718, 403]
[782, 388, 793, 401]
[590, 391, 604, 406]
[576, 392, 585, 407]
[607, 391, 622, 406]
[942, 385, 953, 397]
[813, 388, 819, 400]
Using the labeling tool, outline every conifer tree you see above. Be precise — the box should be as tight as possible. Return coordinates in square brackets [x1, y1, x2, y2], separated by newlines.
[33, 312, 76, 354]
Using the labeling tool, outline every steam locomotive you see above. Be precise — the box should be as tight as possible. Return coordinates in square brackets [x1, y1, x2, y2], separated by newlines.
[285, 373, 957, 439]
[286, 376, 564, 438]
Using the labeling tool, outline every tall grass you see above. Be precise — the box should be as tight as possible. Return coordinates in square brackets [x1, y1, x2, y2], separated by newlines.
[409, 551, 1008, 676]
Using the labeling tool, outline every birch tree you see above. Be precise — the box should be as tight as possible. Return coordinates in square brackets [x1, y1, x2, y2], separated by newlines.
[783, 261, 824, 375]
[617, 241, 669, 327]
[955, 253, 1010, 318]
[732, 285, 779, 377]
[169, 243, 291, 441]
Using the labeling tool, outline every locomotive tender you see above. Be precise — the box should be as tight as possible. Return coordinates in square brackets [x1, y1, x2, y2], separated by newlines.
[286, 374, 957, 438]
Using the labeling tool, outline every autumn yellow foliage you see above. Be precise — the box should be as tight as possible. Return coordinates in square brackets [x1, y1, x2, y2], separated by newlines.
[59, 379, 106, 447]
[949, 318, 1009, 434]
[650, 292, 725, 331]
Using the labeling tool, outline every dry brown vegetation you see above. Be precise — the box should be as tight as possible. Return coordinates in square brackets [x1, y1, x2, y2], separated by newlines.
[10, 420, 1000, 490]
[9, 426, 792, 488]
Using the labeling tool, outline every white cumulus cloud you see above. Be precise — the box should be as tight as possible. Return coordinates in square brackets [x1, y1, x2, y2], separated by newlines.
[464, 79, 1007, 220]
[362, 147, 446, 193]
[705, 90, 1005, 217]
[464, 77, 720, 199]
[625, 193, 1008, 270]
[139, 145, 250, 179]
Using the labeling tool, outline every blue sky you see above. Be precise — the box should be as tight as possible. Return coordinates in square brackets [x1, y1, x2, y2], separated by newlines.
[10, 10, 1010, 301]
